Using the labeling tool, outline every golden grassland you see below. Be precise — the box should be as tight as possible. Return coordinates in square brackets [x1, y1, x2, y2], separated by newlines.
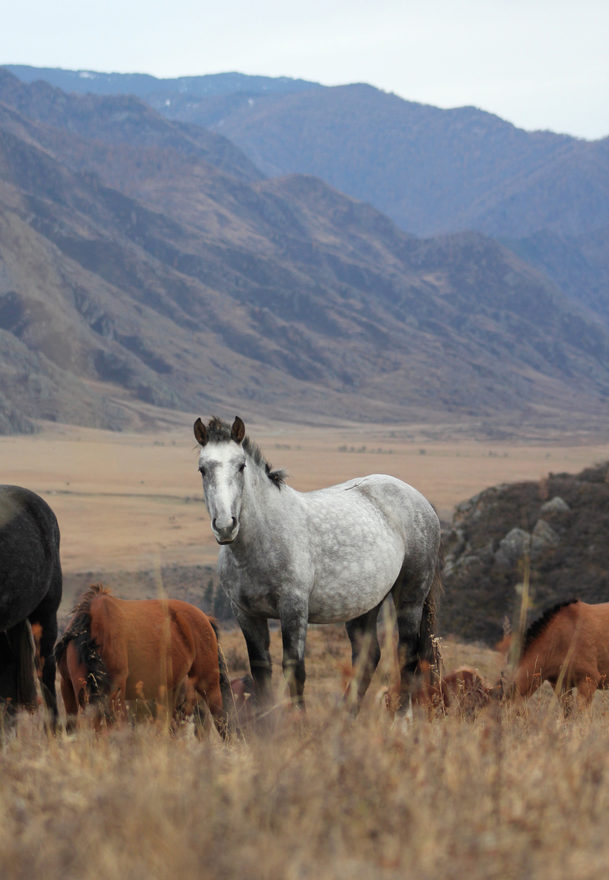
[1, 419, 607, 575]
[3, 628, 609, 880]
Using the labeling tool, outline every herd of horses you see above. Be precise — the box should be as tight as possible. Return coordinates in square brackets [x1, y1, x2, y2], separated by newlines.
[1, 415, 608, 732]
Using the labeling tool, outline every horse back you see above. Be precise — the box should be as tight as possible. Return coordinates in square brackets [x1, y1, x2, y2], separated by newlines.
[88, 594, 217, 697]
[549, 601, 609, 655]
[165, 600, 221, 691]
[522, 601, 609, 679]
[578, 602, 609, 673]
[0, 485, 62, 627]
[308, 474, 438, 536]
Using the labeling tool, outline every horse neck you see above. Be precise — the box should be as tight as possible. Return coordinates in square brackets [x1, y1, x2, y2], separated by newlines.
[237, 463, 291, 545]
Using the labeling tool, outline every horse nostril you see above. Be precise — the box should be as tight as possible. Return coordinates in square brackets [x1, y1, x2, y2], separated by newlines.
[212, 516, 237, 534]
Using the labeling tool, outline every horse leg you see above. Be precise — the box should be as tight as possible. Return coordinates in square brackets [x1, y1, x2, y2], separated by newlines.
[59, 672, 79, 733]
[392, 562, 438, 712]
[35, 614, 59, 725]
[345, 605, 381, 710]
[575, 672, 599, 712]
[279, 598, 309, 709]
[108, 677, 128, 723]
[393, 598, 429, 711]
[236, 611, 273, 705]
[188, 660, 227, 738]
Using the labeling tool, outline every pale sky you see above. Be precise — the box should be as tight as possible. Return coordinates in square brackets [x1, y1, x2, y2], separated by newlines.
[2, 0, 608, 140]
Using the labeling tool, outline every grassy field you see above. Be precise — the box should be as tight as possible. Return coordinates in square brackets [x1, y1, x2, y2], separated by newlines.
[1, 418, 606, 578]
[2, 419, 609, 878]
[2, 629, 609, 880]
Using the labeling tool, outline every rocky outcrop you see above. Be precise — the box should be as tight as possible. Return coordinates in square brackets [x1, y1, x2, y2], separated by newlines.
[440, 464, 609, 645]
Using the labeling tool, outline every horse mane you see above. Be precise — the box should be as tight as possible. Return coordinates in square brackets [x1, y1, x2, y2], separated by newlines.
[522, 598, 580, 653]
[54, 583, 111, 697]
[204, 416, 286, 489]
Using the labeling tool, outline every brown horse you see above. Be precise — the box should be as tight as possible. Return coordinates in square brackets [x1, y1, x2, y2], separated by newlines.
[55, 585, 230, 734]
[412, 662, 492, 717]
[500, 599, 609, 712]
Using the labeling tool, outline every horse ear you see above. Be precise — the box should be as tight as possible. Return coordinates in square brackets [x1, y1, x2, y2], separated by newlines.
[231, 416, 245, 445]
[194, 418, 208, 447]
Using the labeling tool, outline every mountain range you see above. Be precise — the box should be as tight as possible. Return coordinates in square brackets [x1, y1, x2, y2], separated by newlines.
[1, 66, 608, 437]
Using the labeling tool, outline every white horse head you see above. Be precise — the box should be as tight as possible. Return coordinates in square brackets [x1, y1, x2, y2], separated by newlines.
[194, 416, 247, 544]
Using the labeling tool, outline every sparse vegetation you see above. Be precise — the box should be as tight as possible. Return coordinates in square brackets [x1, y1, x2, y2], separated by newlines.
[338, 445, 394, 454]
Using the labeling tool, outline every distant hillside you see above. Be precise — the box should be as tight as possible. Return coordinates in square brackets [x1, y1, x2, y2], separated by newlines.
[441, 461, 609, 645]
[503, 225, 609, 324]
[6, 66, 607, 333]
[1, 69, 609, 437]
[156, 83, 609, 238]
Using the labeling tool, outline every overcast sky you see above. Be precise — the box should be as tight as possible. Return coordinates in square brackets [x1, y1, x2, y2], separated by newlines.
[2, 0, 608, 139]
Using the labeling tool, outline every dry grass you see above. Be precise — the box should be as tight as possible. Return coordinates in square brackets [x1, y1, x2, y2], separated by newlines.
[3, 423, 609, 877]
[2, 631, 609, 880]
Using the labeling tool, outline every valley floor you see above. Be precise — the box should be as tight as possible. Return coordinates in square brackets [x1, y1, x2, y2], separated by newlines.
[1, 420, 607, 582]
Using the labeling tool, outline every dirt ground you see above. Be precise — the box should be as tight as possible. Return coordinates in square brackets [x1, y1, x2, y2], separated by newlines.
[1, 417, 607, 578]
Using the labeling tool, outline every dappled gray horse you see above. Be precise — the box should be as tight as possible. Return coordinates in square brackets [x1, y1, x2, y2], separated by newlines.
[194, 416, 441, 711]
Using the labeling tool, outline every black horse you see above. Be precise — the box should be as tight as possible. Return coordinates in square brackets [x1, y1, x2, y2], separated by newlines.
[0, 485, 62, 722]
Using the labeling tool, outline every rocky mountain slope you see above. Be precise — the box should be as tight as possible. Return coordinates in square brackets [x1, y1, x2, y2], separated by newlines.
[1, 69, 609, 436]
[8, 66, 607, 335]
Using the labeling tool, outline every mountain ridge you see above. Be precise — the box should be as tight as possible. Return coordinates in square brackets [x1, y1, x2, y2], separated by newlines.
[1, 69, 608, 438]
[6, 65, 606, 334]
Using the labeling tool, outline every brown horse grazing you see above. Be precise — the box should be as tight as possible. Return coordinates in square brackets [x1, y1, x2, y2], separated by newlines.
[500, 599, 609, 712]
[55, 585, 230, 734]
[412, 662, 492, 717]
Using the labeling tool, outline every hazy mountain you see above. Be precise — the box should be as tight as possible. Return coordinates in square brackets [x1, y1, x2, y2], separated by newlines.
[6, 66, 319, 100]
[6, 65, 607, 334]
[1, 69, 609, 437]
[8, 67, 608, 235]
[157, 84, 609, 238]
[503, 226, 609, 323]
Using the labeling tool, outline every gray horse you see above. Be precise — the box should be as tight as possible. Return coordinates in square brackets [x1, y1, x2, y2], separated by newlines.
[194, 416, 441, 711]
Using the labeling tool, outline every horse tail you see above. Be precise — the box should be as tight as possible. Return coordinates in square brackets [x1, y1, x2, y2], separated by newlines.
[15, 620, 39, 710]
[210, 619, 235, 732]
[417, 559, 444, 678]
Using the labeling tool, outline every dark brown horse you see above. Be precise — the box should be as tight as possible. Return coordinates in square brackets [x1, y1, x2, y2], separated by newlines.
[0, 485, 62, 723]
[55, 585, 230, 734]
[500, 599, 609, 712]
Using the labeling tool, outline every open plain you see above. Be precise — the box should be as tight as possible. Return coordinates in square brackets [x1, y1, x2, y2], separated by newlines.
[1, 416, 607, 579]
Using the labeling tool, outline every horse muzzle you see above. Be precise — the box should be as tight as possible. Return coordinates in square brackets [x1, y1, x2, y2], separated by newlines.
[212, 516, 239, 544]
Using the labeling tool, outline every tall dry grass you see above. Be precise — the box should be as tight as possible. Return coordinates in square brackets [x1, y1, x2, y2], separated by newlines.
[2, 629, 609, 880]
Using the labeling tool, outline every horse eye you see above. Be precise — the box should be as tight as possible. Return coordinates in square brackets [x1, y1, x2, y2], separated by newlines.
[199, 466, 206, 477]
[238, 462, 246, 473]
